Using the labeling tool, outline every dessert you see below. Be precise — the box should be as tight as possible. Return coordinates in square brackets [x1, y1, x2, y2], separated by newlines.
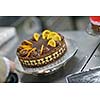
[16, 30, 67, 68]
[90, 16, 100, 32]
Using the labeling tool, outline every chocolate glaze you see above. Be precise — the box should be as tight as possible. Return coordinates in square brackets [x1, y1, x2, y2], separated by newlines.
[17, 33, 67, 62]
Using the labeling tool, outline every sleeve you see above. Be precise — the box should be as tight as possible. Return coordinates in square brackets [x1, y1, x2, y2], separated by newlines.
[3, 57, 10, 77]
[0, 56, 10, 83]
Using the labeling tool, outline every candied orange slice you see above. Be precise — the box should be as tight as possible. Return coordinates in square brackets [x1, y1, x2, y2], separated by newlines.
[20, 48, 32, 53]
[33, 33, 40, 41]
[22, 40, 33, 46]
[48, 39, 56, 47]
[26, 48, 37, 57]
[47, 32, 61, 41]
[40, 44, 44, 54]
[52, 34, 61, 41]
[19, 45, 32, 49]
[47, 32, 58, 40]
[42, 30, 51, 39]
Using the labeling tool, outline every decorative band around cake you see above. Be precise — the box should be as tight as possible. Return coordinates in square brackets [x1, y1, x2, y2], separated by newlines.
[19, 44, 66, 67]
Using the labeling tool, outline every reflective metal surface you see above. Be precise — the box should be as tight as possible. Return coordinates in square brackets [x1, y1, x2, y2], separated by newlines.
[66, 67, 100, 83]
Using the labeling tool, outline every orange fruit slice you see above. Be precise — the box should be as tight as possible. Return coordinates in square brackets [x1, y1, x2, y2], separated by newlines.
[47, 32, 61, 41]
[47, 32, 58, 40]
[42, 30, 51, 39]
[19, 45, 32, 49]
[48, 39, 56, 47]
[26, 48, 37, 57]
[22, 40, 33, 46]
[33, 33, 40, 41]
[52, 34, 61, 41]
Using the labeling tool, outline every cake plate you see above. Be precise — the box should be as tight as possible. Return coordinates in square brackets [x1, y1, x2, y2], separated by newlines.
[15, 38, 78, 75]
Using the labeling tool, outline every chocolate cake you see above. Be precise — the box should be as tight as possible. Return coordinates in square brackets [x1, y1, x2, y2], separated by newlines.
[16, 30, 67, 68]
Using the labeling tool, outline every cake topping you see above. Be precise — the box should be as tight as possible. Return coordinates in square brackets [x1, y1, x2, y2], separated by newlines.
[48, 39, 56, 47]
[17, 29, 63, 58]
[20, 47, 32, 53]
[42, 30, 51, 39]
[47, 32, 61, 41]
[40, 44, 44, 54]
[21, 40, 33, 47]
[19, 45, 32, 49]
[52, 34, 61, 41]
[26, 48, 37, 57]
[33, 32, 40, 41]
[19, 49, 29, 57]
[47, 32, 57, 40]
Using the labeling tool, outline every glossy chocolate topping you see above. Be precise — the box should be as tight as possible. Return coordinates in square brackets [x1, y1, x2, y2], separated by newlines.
[17, 33, 64, 59]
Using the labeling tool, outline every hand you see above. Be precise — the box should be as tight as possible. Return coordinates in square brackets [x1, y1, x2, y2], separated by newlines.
[9, 60, 15, 72]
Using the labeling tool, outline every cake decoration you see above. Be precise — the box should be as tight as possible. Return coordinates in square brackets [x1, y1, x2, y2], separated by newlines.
[48, 39, 56, 47]
[33, 32, 40, 41]
[17, 30, 67, 68]
[42, 30, 51, 39]
[40, 44, 44, 54]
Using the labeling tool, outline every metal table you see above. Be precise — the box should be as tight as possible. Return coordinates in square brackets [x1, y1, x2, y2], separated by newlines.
[83, 43, 100, 71]
[3, 31, 100, 83]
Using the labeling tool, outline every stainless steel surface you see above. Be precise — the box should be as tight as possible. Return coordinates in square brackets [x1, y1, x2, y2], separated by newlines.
[55, 31, 100, 83]
[2, 30, 100, 82]
[83, 43, 100, 71]
[73, 56, 88, 72]
[66, 67, 100, 83]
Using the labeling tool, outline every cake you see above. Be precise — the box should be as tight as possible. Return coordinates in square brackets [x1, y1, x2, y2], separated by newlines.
[90, 16, 100, 32]
[16, 30, 67, 68]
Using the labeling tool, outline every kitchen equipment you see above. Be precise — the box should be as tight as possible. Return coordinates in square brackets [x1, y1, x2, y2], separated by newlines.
[66, 66, 100, 83]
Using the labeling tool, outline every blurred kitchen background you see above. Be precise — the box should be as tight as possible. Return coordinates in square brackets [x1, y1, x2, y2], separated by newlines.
[0, 16, 89, 60]
[0, 16, 89, 31]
